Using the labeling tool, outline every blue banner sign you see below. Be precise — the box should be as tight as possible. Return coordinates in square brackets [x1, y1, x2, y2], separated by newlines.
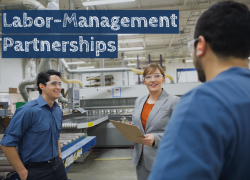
[2, 10, 179, 34]
[2, 35, 117, 58]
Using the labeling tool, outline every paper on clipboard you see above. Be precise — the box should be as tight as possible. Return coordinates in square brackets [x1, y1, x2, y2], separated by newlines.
[110, 120, 145, 145]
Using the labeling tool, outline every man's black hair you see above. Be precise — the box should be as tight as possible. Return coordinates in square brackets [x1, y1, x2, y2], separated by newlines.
[194, 1, 250, 59]
[37, 70, 61, 94]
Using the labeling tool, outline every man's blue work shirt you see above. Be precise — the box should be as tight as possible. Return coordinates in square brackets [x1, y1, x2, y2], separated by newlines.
[1, 95, 62, 165]
[149, 67, 250, 180]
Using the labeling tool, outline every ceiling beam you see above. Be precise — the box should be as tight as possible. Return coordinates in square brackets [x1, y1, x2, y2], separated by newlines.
[103, 5, 108, 10]
[165, 34, 175, 57]
[137, 0, 141, 9]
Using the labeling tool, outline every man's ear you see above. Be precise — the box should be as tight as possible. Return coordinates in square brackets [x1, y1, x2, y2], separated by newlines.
[196, 36, 206, 57]
[39, 83, 44, 90]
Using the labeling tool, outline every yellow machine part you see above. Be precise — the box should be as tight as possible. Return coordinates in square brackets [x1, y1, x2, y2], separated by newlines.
[130, 68, 174, 83]
[61, 76, 83, 87]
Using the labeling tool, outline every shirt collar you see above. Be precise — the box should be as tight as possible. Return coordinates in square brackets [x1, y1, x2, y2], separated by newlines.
[37, 95, 59, 108]
[37, 95, 48, 107]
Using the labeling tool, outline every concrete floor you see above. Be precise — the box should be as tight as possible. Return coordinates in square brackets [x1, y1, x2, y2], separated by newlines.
[67, 154, 137, 180]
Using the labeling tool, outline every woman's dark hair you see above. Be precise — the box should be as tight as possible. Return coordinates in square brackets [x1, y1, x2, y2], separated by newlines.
[194, 1, 250, 59]
[36, 70, 61, 94]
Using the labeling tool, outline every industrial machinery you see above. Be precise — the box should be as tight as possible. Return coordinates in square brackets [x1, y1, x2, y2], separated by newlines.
[62, 82, 201, 148]
[0, 133, 96, 180]
[67, 87, 80, 110]
[0, 103, 8, 117]
[62, 87, 109, 131]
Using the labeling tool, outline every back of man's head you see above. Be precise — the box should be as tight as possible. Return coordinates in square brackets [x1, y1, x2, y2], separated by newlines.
[194, 1, 250, 59]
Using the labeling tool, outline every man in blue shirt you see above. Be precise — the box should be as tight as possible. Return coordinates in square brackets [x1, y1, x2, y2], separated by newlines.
[149, 2, 250, 180]
[1, 70, 68, 180]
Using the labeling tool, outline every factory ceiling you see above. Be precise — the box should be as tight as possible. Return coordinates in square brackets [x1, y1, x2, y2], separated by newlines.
[1, 0, 250, 68]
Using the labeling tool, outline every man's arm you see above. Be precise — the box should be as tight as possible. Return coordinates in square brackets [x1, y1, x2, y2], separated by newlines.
[1, 108, 32, 180]
[58, 140, 62, 159]
[1, 146, 27, 180]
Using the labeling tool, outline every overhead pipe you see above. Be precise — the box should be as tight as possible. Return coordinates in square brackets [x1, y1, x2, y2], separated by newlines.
[25, 58, 36, 79]
[47, 59, 52, 70]
[47, 0, 59, 10]
[56, 59, 72, 103]
[17, 0, 62, 102]
[59, 93, 68, 103]
[0, 0, 46, 11]
[46, 0, 68, 103]
[58, 59, 83, 89]
[60, 58, 131, 74]
[61, 76, 83, 88]
[60, 58, 175, 83]
[130, 68, 175, 84]
[18, 58, 51, 101]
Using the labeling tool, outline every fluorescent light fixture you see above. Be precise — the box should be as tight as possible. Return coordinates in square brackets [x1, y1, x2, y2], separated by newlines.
[83, 0, 135, 6]
[119, 39, 143, 43]
[185, 60, 193, 63]
[124, 57, 145, 60]
[248, 57, 250, 59]
[76, 66, 95, 69]
[119, 47, 144, 51]
[67, 62, 85, 65]
[127, 63, 136, 66]
[118, 34, 138, 36]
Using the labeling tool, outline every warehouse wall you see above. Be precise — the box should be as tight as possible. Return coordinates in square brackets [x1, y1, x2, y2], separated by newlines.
[165, 61, 198, 83]
[0, 46, 24, 93]
[0, 58, 249, 93]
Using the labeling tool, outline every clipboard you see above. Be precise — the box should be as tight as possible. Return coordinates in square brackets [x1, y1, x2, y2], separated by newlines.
[110, 120, 145, 145]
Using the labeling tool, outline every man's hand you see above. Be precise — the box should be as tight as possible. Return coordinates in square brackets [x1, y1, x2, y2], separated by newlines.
[58, 140, 62, 159]
[18, 169, 28, 180]
[139, 134, 155, 147]
[1, 146, 27, 180]
[58, 154, 62, 159]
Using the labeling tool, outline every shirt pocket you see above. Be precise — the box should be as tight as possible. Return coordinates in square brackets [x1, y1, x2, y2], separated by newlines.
[55, 117, 62, 130]
[32, 123, 50, 132]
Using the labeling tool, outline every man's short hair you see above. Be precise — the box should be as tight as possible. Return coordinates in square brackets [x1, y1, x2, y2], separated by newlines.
[37, 70, 61, 94]
[194, 1, 250, 59]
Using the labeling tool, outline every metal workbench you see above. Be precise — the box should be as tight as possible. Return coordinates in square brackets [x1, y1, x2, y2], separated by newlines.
[62, 114, 109, 129]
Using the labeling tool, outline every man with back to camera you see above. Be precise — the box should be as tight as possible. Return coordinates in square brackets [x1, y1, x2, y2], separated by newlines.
[149, 1, 250, 180]
[1, 70, 68, 180]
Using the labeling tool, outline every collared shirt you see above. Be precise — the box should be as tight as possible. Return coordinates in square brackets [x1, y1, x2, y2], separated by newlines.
[149, 67, 250, 180]
[1, 95, 62, 165]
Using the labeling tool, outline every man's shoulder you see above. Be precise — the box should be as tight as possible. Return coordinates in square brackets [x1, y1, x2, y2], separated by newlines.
[16, 100, 38, 112]
[186, 70, 250, 101]
[181, 78, 242, 110]
[180, 82, 223, 108]
[183, 83, 211, 97]
[24, 100, 38, 107]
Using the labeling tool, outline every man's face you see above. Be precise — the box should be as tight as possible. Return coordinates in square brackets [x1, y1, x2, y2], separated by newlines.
[42, 75, 61, 100]
[192, 46, 206, 82]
